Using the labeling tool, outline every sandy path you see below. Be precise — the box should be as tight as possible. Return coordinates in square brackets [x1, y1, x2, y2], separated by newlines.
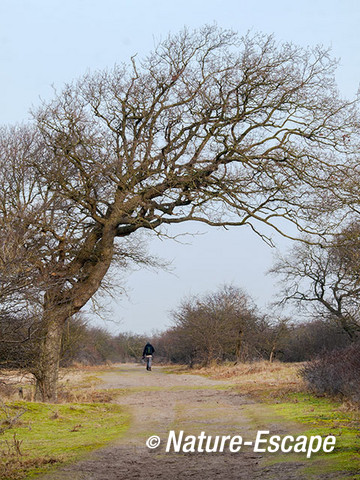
[39, 364, 330, 480]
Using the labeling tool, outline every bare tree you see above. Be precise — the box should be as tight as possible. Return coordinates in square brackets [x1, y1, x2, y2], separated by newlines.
[261, 317, 290, 363]
[0, 25, 359, 400]
[270, 224, 360, 339]
[170, 285, 269, 365]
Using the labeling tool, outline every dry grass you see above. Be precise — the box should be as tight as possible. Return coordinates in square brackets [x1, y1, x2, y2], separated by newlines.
[56, 384, 117, 404]
[0, 455, 60, 480]
[0, 364, 120, 403]
[56, 364, 121, 403]
[182, 361, 305, 401]
[0, 370, 33, 402]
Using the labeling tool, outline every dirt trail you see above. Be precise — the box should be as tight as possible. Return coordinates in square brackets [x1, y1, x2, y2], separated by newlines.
[40, 364, 314, 480]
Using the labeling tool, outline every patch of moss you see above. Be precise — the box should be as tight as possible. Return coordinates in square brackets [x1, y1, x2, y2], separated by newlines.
[242, 393, 360, 478]
[0, 401, 130, 479]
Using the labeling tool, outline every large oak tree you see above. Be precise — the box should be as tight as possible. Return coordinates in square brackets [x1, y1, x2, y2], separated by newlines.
[0, 26, 359, 400]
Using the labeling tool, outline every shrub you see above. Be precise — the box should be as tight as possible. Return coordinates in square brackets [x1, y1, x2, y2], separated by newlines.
[300, 342, 360, 403]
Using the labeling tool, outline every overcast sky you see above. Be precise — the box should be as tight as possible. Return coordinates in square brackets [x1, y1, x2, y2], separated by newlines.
[1, 0, 359, 334]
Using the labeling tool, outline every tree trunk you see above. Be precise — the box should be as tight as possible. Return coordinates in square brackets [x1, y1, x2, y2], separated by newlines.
[337, 315, 358, 341]
[235, 328, 243, 363]
[269, 347, 276, 363]
[34, 316, 65, 402]
[34, 226, 116, 402]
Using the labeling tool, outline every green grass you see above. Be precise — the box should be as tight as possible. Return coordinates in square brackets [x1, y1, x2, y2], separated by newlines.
[239, 392, 360, 479]
[0, 401, 130, 479]
[166, 362, 360, 478]
[269, 393, 360, 478]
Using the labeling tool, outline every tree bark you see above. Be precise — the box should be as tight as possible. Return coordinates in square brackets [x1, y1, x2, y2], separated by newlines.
[34, 227, 116, 402]
[269, 347, 275, 363]
[34, 315, 65, 402]
[235, 328, 243, 363]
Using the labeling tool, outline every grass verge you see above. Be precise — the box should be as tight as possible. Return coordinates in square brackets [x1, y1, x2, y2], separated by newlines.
[267, 393, 360, 479]
[184, 361, 360, 479]
[0, 401, 130, 479]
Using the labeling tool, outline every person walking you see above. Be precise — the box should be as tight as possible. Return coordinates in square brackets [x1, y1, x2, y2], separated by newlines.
[142, 342, 155, 371]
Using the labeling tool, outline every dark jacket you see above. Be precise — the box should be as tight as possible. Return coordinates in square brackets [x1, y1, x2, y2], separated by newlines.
[143, 343, 155, 356]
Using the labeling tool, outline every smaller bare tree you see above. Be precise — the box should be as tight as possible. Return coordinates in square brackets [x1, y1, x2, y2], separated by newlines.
[270, 224, 360, 339]
[170, 285, 264, 365]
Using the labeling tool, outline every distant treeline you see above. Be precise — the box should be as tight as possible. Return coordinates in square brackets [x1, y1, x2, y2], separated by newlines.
[0, 285, 353, 370]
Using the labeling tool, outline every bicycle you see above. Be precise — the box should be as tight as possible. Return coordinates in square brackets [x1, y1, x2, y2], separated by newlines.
[143, 355, 152, 371]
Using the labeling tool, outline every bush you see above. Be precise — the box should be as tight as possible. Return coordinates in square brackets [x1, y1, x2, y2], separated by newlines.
[280, 319, 351, 362]
[300, 342, 360, 403]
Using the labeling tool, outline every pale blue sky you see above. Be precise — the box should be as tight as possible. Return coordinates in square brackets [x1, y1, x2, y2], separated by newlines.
[1, 1, 359, 333]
